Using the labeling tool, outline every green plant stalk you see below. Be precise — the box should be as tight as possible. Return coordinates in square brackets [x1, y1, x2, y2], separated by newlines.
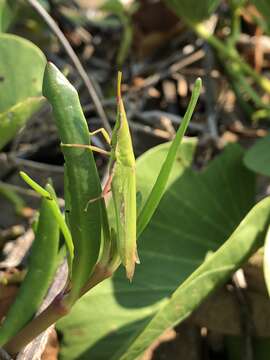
[0, 190, 60, 349]
[137, 78, 201, 237]
[192, 22, 270, 94]
[43, 63, 103, 305]
[4, 292, 68, 355]
[227, 0, 242, 48]
[20, 171, 74, 274]
[117, 16, 133, 66]
[224, 5, 270, 115]
[4, 236, 114, 356]
[224, 65, 253, 117]
[225, 61, 268, 109]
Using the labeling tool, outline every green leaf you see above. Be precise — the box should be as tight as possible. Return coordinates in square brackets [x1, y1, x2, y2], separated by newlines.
[0, 33, 46, 149]
[0, 97, 45, 150]
[43, 63, 103, 304]
[165, 0, 221, 23]
[244, 134, 270, 176]
[118, 196, 270, 360]
[0, 34, 46, 112]
[58, 143, 256, 360]
[136, 137, 197, 211]
[137, 78, 201, 237]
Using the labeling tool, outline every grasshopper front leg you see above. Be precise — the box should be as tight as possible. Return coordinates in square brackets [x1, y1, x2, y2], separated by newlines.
[61, 143, 111, 156]
[61, 125, 112, 155]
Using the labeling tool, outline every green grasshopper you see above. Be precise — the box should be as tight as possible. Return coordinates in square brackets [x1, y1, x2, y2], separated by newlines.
[62, 72, 139, 280]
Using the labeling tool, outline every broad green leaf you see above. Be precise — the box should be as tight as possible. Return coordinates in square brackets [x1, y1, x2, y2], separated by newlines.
[0, 33, 46, 149]
[0, 34, 45, 112]
[58, 143, 255, 360]
[165, 0, 221, 23]
[0, 97, 45, 150]
[118, 196, 270, 360]
[136, 137, 197, 212]
[244, 134, 270, 176]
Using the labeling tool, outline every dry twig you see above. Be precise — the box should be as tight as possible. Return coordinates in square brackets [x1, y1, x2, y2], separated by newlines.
[27, 0, 112, 134]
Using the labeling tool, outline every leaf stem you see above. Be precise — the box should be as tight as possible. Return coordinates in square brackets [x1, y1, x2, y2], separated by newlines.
[3, 293, 71, 356]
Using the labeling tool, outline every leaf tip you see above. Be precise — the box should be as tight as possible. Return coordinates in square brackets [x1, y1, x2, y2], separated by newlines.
[43, 62, 75, 99]
[195, 77, 202, 90]
[19, 171, 28, 182]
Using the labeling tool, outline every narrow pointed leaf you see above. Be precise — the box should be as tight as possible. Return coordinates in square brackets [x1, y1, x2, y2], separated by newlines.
[137, 78, 201, 237]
